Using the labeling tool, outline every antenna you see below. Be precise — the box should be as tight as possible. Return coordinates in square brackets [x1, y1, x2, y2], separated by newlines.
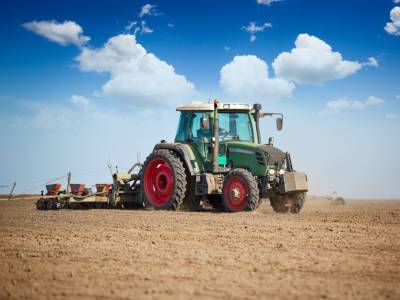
[137, 151, 141, 164]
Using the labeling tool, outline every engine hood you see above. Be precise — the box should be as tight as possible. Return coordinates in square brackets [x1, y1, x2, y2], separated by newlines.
[257, 145, 286, 167]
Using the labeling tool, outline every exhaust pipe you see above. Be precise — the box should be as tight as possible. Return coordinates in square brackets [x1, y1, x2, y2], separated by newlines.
[213, 99, 219, 172]
[253, 103, 262, 144]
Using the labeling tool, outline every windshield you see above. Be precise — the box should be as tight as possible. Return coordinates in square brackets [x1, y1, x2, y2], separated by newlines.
[175, 111, 255, 143]
[218, 112, 255, 142]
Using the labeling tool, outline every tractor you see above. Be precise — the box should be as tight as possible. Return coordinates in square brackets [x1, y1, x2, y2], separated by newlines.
[327, 191, 345, 205]
[141, 100, 308, 213]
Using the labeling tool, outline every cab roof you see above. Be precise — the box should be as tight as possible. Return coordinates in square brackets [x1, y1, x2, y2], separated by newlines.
[176, 102, 252, 112]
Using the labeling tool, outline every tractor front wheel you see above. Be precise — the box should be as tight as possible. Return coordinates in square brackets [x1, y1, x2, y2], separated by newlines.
[142, 149, 187, 210]
[222, 168, 260, 213]
[270, 192, 306, 214]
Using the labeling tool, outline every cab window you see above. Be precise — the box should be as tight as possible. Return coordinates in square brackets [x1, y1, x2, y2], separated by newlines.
[218, 112, 254, 142]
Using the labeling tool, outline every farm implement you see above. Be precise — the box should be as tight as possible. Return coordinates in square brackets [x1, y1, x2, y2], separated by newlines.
[36, 167, 143, 210]
[37, 100, 308, 213]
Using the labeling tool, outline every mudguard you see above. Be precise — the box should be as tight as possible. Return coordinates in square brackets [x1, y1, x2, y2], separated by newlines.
[153, 143, 198, 175]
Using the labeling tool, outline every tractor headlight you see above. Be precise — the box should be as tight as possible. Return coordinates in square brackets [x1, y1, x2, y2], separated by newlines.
[268, 169, 275, 176]
[279, 169, 285, 175]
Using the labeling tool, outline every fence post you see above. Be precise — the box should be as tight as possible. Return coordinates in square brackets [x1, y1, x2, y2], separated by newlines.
[66, 172, 71, 194]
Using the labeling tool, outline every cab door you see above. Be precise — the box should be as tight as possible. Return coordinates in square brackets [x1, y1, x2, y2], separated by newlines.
[189, 112, 212, 162]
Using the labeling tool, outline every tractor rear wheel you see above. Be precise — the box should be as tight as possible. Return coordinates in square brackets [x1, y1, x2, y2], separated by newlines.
[142, 149, 187, 210]
[270, 192, 306, 214]
[222, 168, 260, 213]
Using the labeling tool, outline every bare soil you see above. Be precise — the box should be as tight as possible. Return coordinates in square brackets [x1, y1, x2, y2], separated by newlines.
[0, 197, 399, 300]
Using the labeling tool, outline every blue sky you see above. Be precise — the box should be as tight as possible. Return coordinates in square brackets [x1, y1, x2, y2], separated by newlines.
[0, 0, 399, 198]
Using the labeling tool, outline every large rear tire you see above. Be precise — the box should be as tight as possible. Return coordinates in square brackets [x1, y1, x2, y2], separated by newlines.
[222, 168, 260, 213]
[142, 149, 187, 210]
[270, 192, 306, 214]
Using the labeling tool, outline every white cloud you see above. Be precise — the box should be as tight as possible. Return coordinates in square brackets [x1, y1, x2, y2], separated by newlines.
[139, 4, 160, 18]
[243, 22, 272, 34]
[125, 20, 154, 35]
[70, 95, 92, 109]
[219, 34, 363, 103]
[385, 7, 400, 36]
[23, 19, 194, 106]
[273, 34, 362, 84]
[365, 96, 384, 106]
[394, 1, 400, 5]
[22, 20, 90, 47]
[325, 98, 351, 112]
[140, 21, 153, 34]
[242, 21, 272, 42]
[224, 46, 231, 51]
[256, 0, 281, 5]
[167, 23, 175, 28]
[351, 100, 365, 110]
[76, 34, 194, 106]
[219, 55, 294, 102]
[321, 96, 385, 115]
[363, 57, 379, 67]
[125, 21, 137, 33]
[386, 113, 398, 119]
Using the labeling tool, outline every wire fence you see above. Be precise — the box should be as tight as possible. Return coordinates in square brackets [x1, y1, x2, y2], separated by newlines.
[21, 175, 67, 194]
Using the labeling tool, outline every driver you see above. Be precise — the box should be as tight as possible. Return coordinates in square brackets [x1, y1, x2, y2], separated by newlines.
[196, 113, 211, 143]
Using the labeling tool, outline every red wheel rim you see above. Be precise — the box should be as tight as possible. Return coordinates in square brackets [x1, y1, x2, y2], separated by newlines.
[224, 176, 249, 212]
[143, 157, 174, 207]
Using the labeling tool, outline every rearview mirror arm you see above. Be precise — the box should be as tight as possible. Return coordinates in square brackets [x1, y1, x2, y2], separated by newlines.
[260, 112, 284, 120]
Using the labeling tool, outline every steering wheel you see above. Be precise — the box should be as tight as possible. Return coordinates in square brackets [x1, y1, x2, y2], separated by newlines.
[219, 128, 229, 138]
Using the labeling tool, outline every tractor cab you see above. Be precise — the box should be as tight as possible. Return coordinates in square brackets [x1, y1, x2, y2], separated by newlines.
[175, 101, 283, 173]
[175, 102, 257, 167]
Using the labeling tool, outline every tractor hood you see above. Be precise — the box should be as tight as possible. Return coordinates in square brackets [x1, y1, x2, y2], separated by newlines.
[257, 145, 286, 168]
[226, 142, 286, 175]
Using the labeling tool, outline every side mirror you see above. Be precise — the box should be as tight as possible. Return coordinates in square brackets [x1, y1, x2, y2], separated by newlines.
[201, 115, 210, 130]
[276, 118, 283, 131]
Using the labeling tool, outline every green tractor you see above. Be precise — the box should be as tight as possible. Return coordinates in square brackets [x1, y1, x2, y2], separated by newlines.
[141, 100, 308, 213]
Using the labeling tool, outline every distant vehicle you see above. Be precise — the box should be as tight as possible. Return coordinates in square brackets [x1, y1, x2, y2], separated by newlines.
[327, 191, 345, 205]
